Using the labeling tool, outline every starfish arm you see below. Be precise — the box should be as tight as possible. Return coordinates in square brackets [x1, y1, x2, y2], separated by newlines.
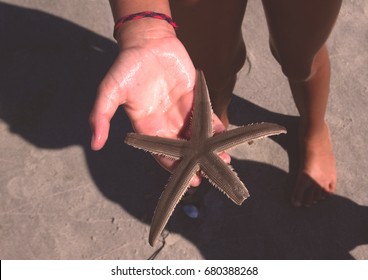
[200, 152, 250, 205]
[190, 70, 213, 142]
[149, 157, 200, 246]
[208, 123, 287, 152]
[125, 133, 188, 159]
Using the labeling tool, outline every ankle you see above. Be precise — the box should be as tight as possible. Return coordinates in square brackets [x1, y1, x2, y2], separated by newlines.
[299, 119, 329, 140]
[299, 121, 334, 163]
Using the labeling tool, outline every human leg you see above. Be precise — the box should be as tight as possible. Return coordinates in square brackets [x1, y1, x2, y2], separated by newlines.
[170, 0, 248, 127]
[261, 0, 342, 206]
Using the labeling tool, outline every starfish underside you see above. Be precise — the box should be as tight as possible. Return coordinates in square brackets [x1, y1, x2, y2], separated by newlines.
[125, 70, 287, 246]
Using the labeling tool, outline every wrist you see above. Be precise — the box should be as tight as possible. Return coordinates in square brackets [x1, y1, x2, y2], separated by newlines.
[114, 11, 177, 39]
[109, 0, 172, 20]
[114, 16, 177, 50]
[109, 1, 175, 48]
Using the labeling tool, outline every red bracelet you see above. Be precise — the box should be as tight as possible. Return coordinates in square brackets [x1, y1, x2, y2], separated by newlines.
[113, 11, 178, 38]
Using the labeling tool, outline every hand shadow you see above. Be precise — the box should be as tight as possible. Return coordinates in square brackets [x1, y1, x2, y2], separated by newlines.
[1, 3, 367, 259]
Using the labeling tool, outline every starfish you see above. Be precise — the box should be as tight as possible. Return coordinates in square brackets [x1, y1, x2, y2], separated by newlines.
[125, 70, 286, 246]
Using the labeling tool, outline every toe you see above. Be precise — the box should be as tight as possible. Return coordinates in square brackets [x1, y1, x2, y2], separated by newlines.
[292, 175, 308, 207]
[303, 187, 316, 207]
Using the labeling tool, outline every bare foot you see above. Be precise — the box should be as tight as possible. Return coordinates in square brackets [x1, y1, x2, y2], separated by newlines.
[292, 121, 336, 207]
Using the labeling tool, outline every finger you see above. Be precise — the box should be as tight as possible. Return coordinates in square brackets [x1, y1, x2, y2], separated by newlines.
[320, 189, 330, 200]
[303, 187, 317, 207]
[155, 155, 202, 187]
[213, 114, 227, 134]
[89, 116, 110, 151]
[89, 82, 124, 150]
[312, 188, 324, 204]
[218, 151, 231, 165]
[190, 173, 202, 187]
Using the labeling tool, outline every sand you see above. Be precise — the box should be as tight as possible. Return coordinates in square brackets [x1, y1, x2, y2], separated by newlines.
[1, 0, 367, 259]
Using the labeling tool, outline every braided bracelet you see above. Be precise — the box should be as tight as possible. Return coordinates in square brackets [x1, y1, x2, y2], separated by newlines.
[113, 11, 178, 39]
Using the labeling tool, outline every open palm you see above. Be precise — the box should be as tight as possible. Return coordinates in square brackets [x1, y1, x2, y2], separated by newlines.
[90, 35, 227, 184]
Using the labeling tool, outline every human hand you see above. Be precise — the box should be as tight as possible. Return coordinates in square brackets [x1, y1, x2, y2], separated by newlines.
[89, 20, 229, 186]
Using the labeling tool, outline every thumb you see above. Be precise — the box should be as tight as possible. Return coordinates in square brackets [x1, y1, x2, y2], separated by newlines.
[89, 80, 126, 151]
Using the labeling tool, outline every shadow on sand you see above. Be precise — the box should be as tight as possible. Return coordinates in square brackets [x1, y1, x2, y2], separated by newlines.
[1, 3, 367, 259]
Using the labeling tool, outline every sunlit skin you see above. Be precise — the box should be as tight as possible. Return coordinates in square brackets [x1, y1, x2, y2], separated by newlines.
[89, 18, 230, 186]
[90, 0, 341, 207]
[172, 0, 340, 207]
